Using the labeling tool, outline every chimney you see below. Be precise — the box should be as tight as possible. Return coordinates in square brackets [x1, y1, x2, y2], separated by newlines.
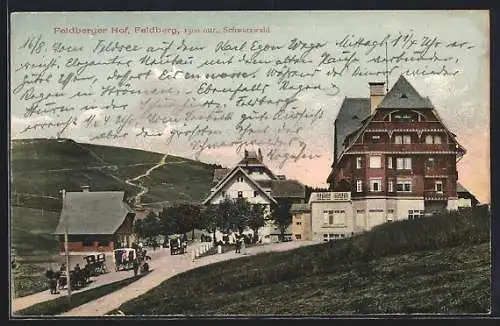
[369, 82, 385, 113]
[257, 148, 263, 162]
[81, 185, 90, 192]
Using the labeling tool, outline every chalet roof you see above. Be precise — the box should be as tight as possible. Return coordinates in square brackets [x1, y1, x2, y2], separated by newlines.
[291, 203, 311, 212]
[256, 180, 273, 189]
[378, 75, 434, 109]
[457, 182, 473, 194]
[203, 167, 277, 205]
[237, 149, 265, 166]
[54, 191, 134, 235]
[213, 168, 231, 183]
[335, 98, 370, 161]
[271, 179, 306, 198]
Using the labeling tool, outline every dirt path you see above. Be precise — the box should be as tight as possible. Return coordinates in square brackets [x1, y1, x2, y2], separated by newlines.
[61, 241, 318, 316]
[125, 153, 169, 205]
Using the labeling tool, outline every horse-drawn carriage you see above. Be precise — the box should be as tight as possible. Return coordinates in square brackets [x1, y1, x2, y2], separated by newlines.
[83, 253, 107, 276]
[113, 248, 136, 271]
[46, 267, 89, 293]
[169, 238, 187, 255]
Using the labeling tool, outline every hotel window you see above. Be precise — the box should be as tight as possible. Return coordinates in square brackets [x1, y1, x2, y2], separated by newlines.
[427, 157, 435, 168]
[369, 155, 382, 168]
[221, 191, 226, 197]
[296, 222, 302, 226]
[371, 135, 381, 143]
[404, 157, 412, 169]
[295, 234, 302, 240]
[369, 179, 382, 192]
[333, 210, 346, 225]
[323, 210, 333, 225]
[388, 180, 394, 192]
[408, 210, 424, 220]
[396, 180, 412, 192]
[356, 157, 363, 169]
[387, 156, 393, 169]
[397, 157, 412, 170]
[356, 180, 363, 192]
[403, 135, 412, 144]
[396, 158, 404, 169]
[253, 191, 258, 197]
[425, 135, 442, 144]
[356, 209, 365, 213]
[395, 135, 402, 144]
[323, 234, 329, 242]
[435, 180, 443, 193]
[237, 177, 244, 182]
[237, 191, 243, 198]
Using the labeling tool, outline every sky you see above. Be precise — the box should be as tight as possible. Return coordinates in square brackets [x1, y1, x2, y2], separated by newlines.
[10, 11, 490, 203]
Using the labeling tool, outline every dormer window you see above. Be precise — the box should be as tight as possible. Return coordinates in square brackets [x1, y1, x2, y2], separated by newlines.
[392, 111, 416, 122]
[425, 135, 442, 144]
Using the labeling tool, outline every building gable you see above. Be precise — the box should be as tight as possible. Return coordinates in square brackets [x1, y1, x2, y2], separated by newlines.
[203, 167, 277, 205]
[378, 75, 434, 109]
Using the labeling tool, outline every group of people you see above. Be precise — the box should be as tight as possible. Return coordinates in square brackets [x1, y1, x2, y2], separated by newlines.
[45, 262, 84, 294]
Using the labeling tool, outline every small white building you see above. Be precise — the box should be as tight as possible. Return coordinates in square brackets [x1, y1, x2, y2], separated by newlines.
[202, 149, 305, 241]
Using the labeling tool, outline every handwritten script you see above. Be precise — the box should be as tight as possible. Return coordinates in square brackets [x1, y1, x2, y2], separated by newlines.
[12, 26, 476, 167]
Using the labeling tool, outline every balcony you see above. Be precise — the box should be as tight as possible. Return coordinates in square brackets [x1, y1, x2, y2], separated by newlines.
[368, 121, 446, 131]
[424, 190, 448, 201]
[309, 192, 351, 202]
[424, 167, 449, 177]
[349, 143, 460, 153]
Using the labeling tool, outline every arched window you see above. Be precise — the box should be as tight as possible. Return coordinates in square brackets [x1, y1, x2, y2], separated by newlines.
[425, 135, 433, 144]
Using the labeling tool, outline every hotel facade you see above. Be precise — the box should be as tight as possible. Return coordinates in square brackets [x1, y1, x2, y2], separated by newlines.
[310, 75, 470, 242]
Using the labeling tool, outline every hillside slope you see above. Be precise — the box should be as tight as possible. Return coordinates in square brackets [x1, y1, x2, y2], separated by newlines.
[11, 138, 216, 210]
[115, 207, 491, 315]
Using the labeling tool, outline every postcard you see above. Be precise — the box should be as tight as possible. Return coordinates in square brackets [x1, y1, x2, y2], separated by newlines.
[9, 10, 491, 317]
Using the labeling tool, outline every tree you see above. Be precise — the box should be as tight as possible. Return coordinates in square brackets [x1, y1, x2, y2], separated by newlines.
[159, 203, 201, 240]
[231, 198, 252, 233]
[159, 206, 179, 236]
[176, 203, 201, 240]
[270, 200, 293, 242]
[200, 204, 218, 244]
[134, 211, 162, 241]
[248, 203, 266, 243]
[216, 197, 238, 232]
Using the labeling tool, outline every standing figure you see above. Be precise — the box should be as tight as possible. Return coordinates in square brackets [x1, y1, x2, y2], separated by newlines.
[133, 258, 139, 276]
[235, 235, 241, 253]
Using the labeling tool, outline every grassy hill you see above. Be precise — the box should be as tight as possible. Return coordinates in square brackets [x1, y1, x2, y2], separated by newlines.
[114, 207, 490, 315]
[11, 138, 217, 210]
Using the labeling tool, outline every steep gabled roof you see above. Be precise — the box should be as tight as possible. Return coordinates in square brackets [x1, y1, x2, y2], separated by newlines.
[271, 180, 305, 198]
[213, 168, 231, 183]
[237, 150, 263, 165]
[54, 191, 134, 235]
[378, 75, 434, 109]
[456, 182, 470, 193]
[334, 98, 371, 161]
[202, 167, 277, 205]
